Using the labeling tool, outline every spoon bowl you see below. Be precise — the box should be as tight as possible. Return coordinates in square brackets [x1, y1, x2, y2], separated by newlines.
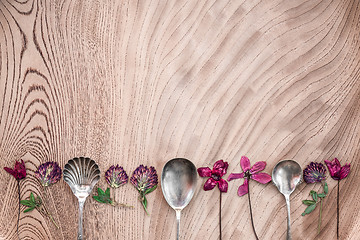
[63, 157, 100, 240]
[272, 160, 302, 240]
[161, 158, 197, 240]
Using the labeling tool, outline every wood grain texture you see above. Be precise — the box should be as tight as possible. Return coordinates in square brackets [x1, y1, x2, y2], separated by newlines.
[1, 0, 359, 239]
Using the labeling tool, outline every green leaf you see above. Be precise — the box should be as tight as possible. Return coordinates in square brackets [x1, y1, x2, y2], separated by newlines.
[97, 188, 105, 196]
[302, 204, 316, 216]
[93, 195, 106, 203]
[324, 182, 328, 194]
[143, 196, 147, 209]
[318, 193, 326, 198]
[20, 200, 33, 207]
[30, 192, 35, 202]
[144, 185, 157, 195]
[302, 200, 316, 206]
[311, 192, 318, 202]
[105, 188, 110, 198]
[24, 207, 35, 213]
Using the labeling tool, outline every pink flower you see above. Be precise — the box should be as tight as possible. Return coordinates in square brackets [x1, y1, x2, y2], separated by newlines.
[197, 160, 229, 192]
[227, 156, 271, 196]
[4, 160, 26, 180]
[324, 158, 350, 180]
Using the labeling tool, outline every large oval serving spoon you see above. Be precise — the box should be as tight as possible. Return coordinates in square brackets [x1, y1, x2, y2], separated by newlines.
[272, 160, 302, 240]
[161, 158, 197, 240]
[63, 157, 100, 240]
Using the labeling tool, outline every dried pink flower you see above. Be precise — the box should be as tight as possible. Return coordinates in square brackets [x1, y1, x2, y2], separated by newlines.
[197, 160, 229, 192]
[227, 156, 271, 196]
[4, 160, 26, 180]
[324, 158, 350, 180]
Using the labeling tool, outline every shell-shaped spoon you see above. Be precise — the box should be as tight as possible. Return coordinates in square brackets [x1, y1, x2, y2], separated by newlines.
[63, 157, 100, 240]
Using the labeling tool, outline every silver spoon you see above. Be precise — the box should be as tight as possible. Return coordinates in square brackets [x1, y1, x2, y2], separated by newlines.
[161, 158, 197, 240]
[272, 160, 302, 240]
[63, 157, 100, 240]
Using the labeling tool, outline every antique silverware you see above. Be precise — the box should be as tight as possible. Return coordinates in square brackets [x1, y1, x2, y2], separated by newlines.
[63, 157, 100, 240]
[272, 160, 302, 240]
[161, 158, 197, 240]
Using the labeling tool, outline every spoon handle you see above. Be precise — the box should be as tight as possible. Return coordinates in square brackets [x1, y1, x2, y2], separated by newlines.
[176, 210, 181, 240]
[78, 200, 85, 240]
[285, 194, 292, 240]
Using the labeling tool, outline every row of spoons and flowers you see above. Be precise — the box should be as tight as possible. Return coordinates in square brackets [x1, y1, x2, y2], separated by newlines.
[4, 156, 350, 239]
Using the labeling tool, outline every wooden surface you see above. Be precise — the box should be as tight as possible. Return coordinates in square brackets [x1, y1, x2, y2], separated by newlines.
[1, 0, 360, 239]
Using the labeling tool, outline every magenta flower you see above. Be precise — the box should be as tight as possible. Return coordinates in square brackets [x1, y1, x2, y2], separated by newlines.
[4, 160, 26, 180]
[35, 162, 62, 187]
[105, 165, 128, 188]
[324, 158, 351, 239]
[197, 160, 229, 192]
[198, 159, 229, 240]
[303, 162, 327, 184]
[4, 160, 27, 238]
[227, 156, 271, 196]
[227, 156, 271, 239]
[324, 158, 350, 180]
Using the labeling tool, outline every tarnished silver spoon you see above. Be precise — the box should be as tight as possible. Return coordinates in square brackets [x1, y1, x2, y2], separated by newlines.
[272, 160, 302, 240]
[63, 157, 100, 240]
[161, 158, 197, 240]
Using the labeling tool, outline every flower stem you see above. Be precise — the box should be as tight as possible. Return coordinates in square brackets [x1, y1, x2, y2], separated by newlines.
[318, 198, 323, 235]
[17, 180, 20, 240]
[247, 178, 259, 240]
[42, 186, 59, 229]
[111, 201, 134, 208]
[219, 192, 222, 240]
[47, 210, 59, 229]
[337, 181, 339, 240]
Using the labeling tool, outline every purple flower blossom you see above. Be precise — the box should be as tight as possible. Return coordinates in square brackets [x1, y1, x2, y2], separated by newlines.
[197, 160, 229, 192]
[4, 160, 26, 180]
[324, 158, 350, 180]
[131, 165, 158, 192]
[35, 162, 62, 187]
[227, 156, 271, 196]
[130, 165, 158, 214]
[105, 165, 128, 188]
[303, 162, 327, 183]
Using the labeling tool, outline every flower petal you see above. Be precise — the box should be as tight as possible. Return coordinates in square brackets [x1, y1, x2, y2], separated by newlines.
[227, 173, 244, 181]
[339, 164, 350, 180]
[218, 178, 228, 192]
[237, 178, 249, 196]
[213, 160, 228, 177]
[240, 156, 251, 172]
[17, 160, 26, 179]
[251, 172, 272, 184]
[203, 178, 217, 191]
[325, 159, 341, 179]
[197, 167, 212, 177]
[4, 167, 16, 178]
[250, 161, 266, 174]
